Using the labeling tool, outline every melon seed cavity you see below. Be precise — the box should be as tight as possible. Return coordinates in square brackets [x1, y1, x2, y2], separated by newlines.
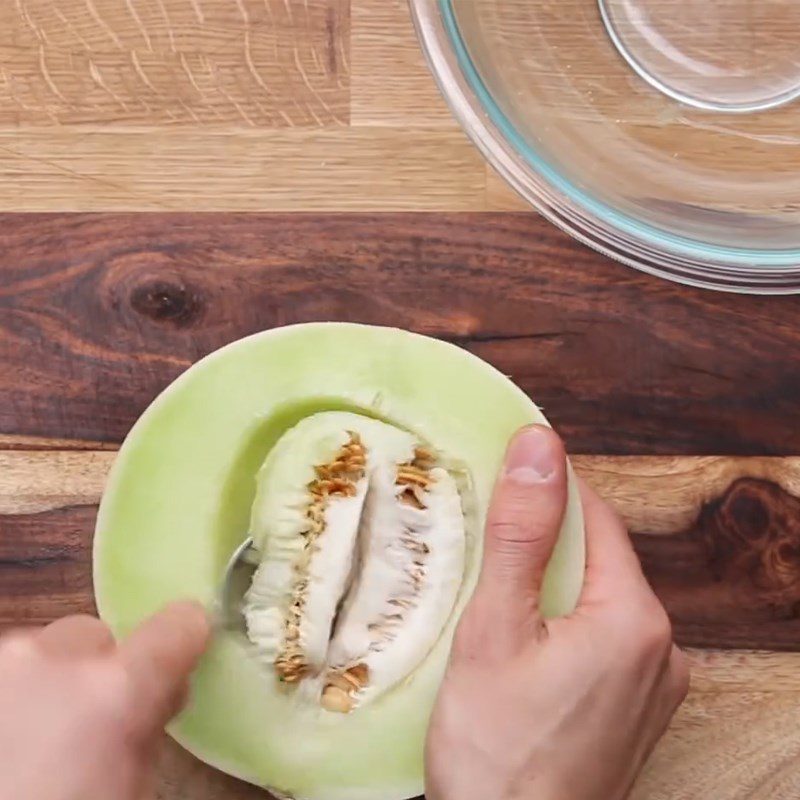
[243, 412, 466, 714]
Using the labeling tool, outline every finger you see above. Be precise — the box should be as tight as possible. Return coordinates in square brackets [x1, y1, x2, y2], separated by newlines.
[155, 677, 192, 725]
[119, 601, 211, 735]
[37, 615, 116, 657]
[0, 629, 40, 662]
[668, 645, 691, 705]
[576, 478, 652, 608]
[465, 426, 568, 650]
[0, 626, 41, 647]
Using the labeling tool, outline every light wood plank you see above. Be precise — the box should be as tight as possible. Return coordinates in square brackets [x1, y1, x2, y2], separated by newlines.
[686, 649, 800, 694]
[634, 691, 800, 800]
[0, 0, 349, 128]
[485, 164, 532, 211]
[0, 434, 118, 451]
[574, 456, 800, 535]
[351, 0, 455, 127]
[0, 0, 516, 211]
[6, 452, 799, 509]
[0, 451, 114, 514]
[4, 450, 800, 531]
[0, 127, 485, 210]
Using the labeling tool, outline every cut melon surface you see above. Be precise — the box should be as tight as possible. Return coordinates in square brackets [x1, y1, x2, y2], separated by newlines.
[93, 322, 585, 800]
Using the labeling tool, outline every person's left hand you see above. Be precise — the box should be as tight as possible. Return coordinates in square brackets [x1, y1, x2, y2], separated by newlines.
[0, 601, 210, 800]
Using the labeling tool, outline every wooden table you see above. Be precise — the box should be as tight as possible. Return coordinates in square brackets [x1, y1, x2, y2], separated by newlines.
[2, 2, 800, 798]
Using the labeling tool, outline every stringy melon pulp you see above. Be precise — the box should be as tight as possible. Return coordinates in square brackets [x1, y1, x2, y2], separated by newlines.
[243, 412, 467, 716]
[92, 323, 586, 800]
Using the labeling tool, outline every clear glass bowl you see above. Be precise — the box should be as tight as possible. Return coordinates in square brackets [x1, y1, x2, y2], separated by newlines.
[409, 0, 800, 293]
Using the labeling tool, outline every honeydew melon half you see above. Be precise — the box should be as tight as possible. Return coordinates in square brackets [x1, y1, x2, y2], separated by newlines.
[93, 322, 585, 800]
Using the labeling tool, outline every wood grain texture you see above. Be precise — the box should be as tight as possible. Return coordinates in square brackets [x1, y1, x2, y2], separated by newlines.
[0, 0, 793, 215]
[350, 0, 453, 127]
[2, 213, 799, 453]
[0, 0, 530, 212]
[575, 457, 800, 536]
[685, 649, 800, 694]
[485, 164, 532, 211]
[0, 0, 349, 128]
[0, 433, 118, 451]
[578, 457, 800, 650]
[3, 450, 800, 653]
[632, 691, 800, 800]
[0, 504, 96, 628]
[0, 128, 485, 211]
[0, 450, 113, 513]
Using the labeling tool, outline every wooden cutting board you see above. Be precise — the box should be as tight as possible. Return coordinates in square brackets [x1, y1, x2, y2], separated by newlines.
[1, 3, 800, 799]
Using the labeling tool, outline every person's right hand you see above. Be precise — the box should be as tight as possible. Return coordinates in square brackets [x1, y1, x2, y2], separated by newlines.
[0, 601, 210, 800]
[426, 425, 689, 800]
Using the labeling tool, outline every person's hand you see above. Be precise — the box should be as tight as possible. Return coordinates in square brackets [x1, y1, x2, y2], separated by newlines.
[0, 601, 210, 800]
[426, 425, 689, 800]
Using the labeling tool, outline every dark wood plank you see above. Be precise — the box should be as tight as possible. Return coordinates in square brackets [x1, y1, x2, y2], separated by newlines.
[1, 213, 799, 454]
[0, 505, 95, 628]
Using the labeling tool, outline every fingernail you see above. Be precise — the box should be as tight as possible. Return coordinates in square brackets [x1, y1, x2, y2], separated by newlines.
[504, 425, 560, 483]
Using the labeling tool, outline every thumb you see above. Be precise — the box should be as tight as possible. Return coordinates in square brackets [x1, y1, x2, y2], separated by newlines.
[458, 426, 567, 657]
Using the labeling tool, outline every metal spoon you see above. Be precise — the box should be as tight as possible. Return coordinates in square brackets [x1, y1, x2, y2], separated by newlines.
[218, 536, 260, 632]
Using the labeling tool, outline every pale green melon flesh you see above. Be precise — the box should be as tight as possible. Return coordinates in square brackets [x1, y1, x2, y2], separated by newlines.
[93, 323, 585, 800]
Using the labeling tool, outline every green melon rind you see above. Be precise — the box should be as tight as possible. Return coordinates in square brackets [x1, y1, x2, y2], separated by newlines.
[93, 322, 585, 800]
